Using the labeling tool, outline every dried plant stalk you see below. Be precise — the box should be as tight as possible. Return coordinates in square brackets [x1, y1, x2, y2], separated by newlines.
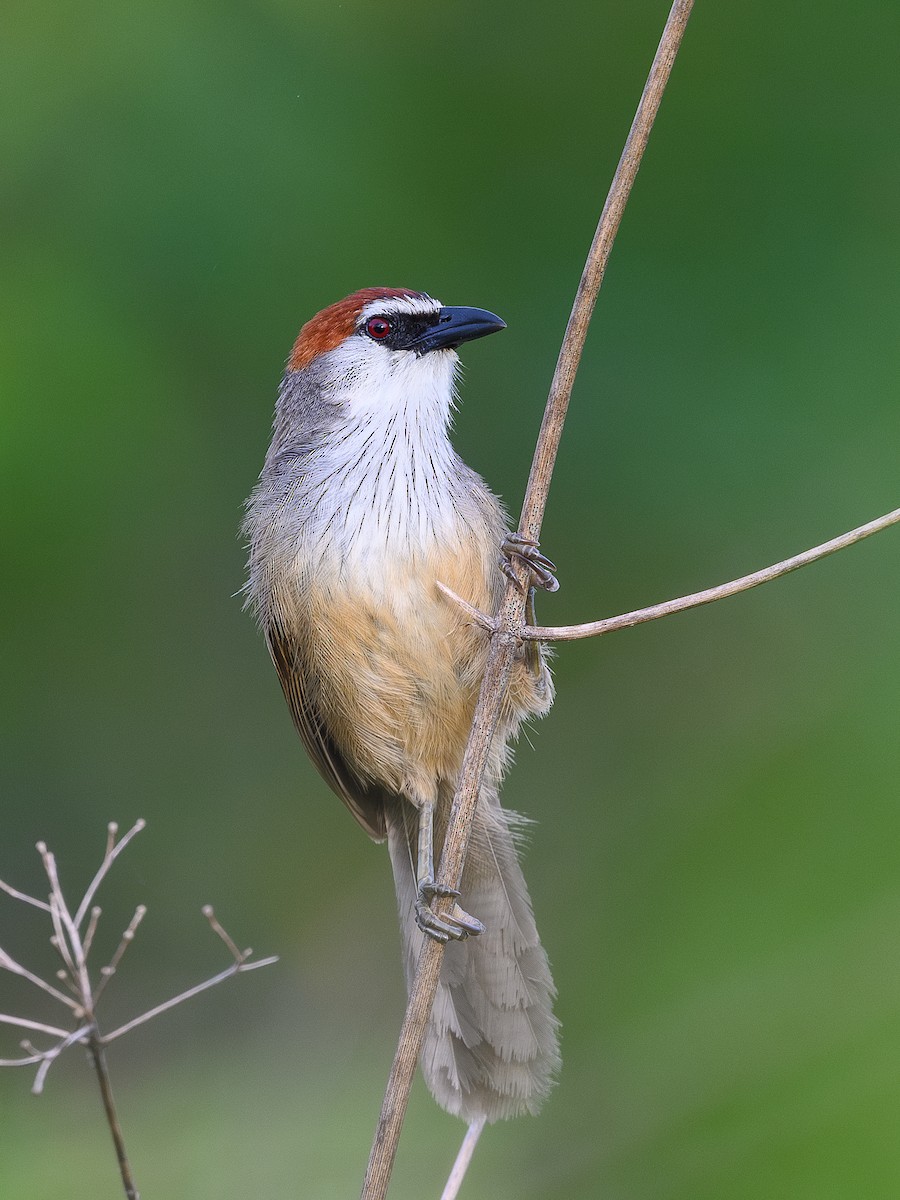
[1, 823, 276, 1200]
[436, 506, 900, 641]
[360, 2, 696, 1197]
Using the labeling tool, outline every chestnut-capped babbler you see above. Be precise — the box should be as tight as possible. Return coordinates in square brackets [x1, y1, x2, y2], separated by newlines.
[244, 289, 560, 1124]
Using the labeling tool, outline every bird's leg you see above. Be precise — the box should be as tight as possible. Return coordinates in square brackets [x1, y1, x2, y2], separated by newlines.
[414, 802, 485, 943]
[500, 532, 560, 593]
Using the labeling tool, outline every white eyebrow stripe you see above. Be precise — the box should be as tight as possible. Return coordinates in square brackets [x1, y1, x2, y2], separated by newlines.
[358, 294, 443, 322]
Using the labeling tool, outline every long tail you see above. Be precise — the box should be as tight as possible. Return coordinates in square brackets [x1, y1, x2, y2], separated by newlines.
[385, 787, 560, 1124]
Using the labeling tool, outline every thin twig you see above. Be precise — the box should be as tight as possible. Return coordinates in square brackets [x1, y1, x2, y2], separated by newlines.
[2, 825, 277, 1200]
[435, 581, 495, 631]
[0, 1013, 73, 1039]
[360, 3, 695, 1197]
[202, 904, 249, 963]
[39, 843, 92, 1003]
[86, 1030, 140, 1200]
[0, 877, 52, 912]
[54, 968, 85, 1002]
[437, 506, 900, 641]
[74, 820, 146, 929]
[48, 897, 78, 978]
[0, 1052, 44, 1068]
[439, 1118, 486, 1200]
[101, 956, 278, 1044]
[0, 946, 82, 1011]
[32, 1024, 93, 1094]
[93, 906, 147, 1005]
[522, 506, 900, 639]
[82, 906, 102, 959]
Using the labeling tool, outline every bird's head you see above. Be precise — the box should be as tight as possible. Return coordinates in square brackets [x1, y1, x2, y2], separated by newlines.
[286, 288, 506, 405]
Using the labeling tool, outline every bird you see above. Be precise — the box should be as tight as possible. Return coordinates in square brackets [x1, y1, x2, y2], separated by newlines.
[244, 287, 560, 1126]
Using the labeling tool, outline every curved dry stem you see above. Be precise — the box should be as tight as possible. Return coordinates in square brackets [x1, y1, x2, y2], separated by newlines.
[74, 820, 146, 929]
[439, 1118, 486, 1200]
[32, 1025, 93, 1095]
[524, 506, 900, 640]
[359, 3, 696, 1197]
[438, 508, 900, 642]
[517, 0, 695, 543]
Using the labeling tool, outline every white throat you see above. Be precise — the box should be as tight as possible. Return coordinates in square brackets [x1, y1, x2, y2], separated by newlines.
[310, 346, 463, 568]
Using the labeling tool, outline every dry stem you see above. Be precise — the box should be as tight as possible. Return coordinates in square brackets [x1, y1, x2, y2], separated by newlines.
[103, 953, 277, 1044]
[86, 1032, 139, 1200]
[439, 1119, 486, 1200]
[0, 879, 51, 912]
[1, 823, 277, 1200]
[437, 506, 900, 641]
[359, 2, 696, 1197]
[74, 819, 147, 928]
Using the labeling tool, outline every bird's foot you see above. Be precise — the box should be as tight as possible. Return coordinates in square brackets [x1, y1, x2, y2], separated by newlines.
[500, 533, 560, 593]
[415, 879, 485, 943]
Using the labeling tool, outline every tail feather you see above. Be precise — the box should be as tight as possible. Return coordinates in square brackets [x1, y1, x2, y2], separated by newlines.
[385, 791, 560, 1123]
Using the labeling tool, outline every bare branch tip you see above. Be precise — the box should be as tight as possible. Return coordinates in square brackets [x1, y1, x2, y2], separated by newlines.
[202, 907, 246, 963]
[239, 955, 279, 972]
[435, 581, 496, 631]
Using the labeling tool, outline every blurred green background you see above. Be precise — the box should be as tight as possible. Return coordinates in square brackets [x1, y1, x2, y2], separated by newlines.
[2, 1, 899, 1196]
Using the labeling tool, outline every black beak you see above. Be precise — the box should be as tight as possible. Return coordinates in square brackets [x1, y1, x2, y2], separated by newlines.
[412, 306, 506, 354]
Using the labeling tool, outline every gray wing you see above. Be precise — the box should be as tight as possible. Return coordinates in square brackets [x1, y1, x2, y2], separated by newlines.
[266, 622, 387, 842]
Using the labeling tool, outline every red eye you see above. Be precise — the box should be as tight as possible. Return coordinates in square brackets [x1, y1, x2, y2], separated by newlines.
[365, 317, 392, 340]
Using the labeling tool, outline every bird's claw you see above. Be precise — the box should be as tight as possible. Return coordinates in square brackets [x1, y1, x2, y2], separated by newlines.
[500, 533, 560, 593]
[415, 879, 485, 943]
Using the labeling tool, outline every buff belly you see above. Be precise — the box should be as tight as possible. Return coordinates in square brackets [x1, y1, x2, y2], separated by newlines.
[273, 550, 496, 805]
